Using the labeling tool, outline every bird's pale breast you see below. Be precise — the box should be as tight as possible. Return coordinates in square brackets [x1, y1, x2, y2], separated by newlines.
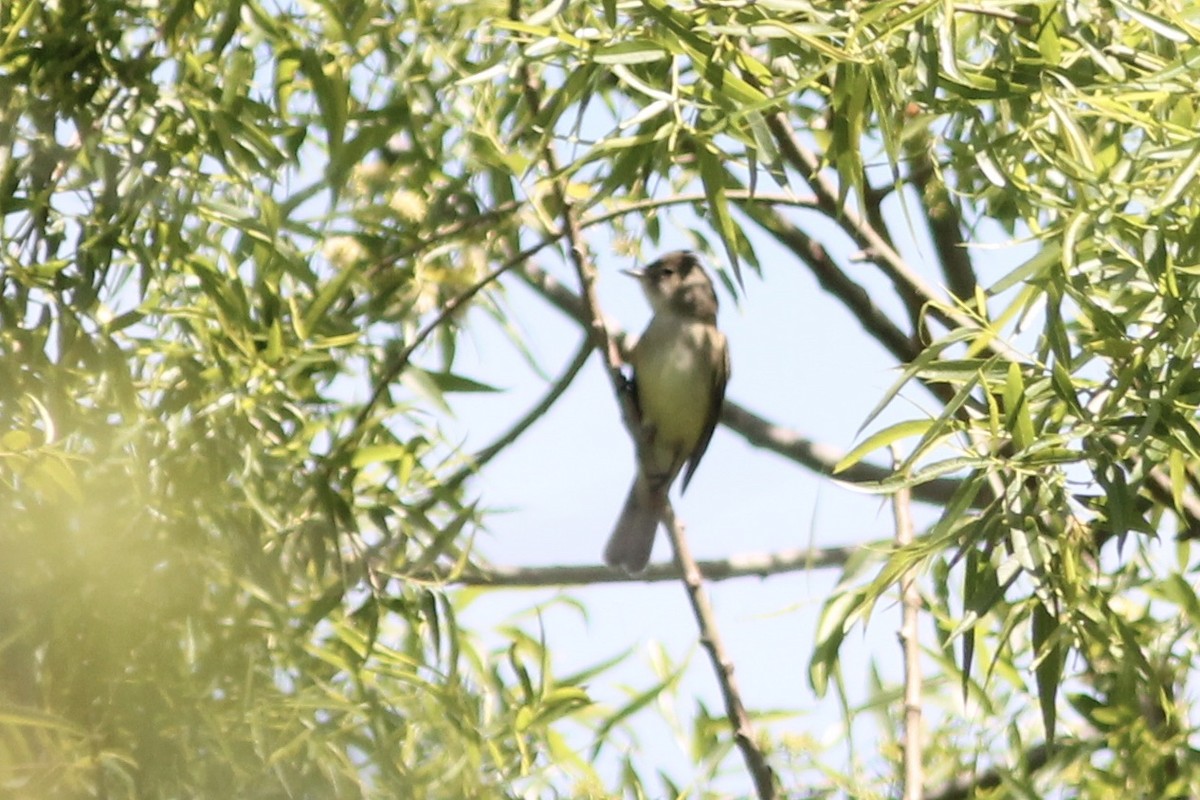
[632, 315, 718, 462]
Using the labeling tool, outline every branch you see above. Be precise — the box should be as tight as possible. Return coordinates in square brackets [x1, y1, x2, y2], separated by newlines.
[415, 338, 592, 512]
[893, 448, 923, 800]
[758, 110, 928, 325]
[720, 404, 988, 506]
[1134, 455, 1200, 540]
[662, 505, 779, 798]
[430, 544, 862, 586]
[905, 145, 976, 301]
[752, 101, 1022, 361]
[925, 740, 1061, 800]
[733, 196, 920, 364]
[341, 237, 558, 453]
[512, 9, 778, 795]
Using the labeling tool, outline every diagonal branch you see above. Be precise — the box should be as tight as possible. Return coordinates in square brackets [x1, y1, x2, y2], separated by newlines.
[662, 503, 777, 798]
[414, 338, 592, 513]
[906, 145, 976, 301]
[751, 103, 1022, 361]
[510, 8, 779, 797]
[734, 196, 920, 364]
[339, 237, 559, 456]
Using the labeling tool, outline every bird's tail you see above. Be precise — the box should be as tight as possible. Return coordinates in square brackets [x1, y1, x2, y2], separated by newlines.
[604, 474, 665, 574]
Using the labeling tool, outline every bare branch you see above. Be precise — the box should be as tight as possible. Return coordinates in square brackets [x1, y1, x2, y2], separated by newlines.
[734, 197, 920, 364]
[893, 447, 923, 800]
[720, 404, 988, 506]
[906, 146, 976, 301]
[750, 103, 1022, 361]
[416, 339, 593, 512]
[662, 505, 779, 798]
[427, 544, 864, 586]
[757, 110, 929, 325]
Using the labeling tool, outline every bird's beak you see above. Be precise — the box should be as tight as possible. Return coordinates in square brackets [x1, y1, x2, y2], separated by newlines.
[621, 268, 646, 279]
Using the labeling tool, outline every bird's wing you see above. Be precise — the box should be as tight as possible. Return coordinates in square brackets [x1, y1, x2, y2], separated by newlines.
[680, 330, 729, 493]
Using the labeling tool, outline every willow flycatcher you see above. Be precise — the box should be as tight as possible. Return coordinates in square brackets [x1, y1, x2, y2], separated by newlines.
[604, 251, 730, 573]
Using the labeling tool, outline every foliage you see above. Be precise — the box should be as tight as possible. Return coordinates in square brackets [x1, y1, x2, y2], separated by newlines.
[4, 0, 1200, 796]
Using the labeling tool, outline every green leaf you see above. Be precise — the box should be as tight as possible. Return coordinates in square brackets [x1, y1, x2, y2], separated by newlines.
[695, 144, 743, 287]
[640, 0, 771, 109]
[351, 443, 413, 469]
[593, 40, 669, 65]
[30, 457, 82, 503]
[1111, 0, 1190, 42]
[1031, 602, 1063, 743]
[1, 430, 32, 451]
[810, 588, 868, 696]
[834, 419, 933, 474]
[301, 263, 359, 337]
[830, 62, 867, 212]
[855, 327, 984, 437]
[1003, 362, 1035, 452]
[405, 505, 475, 574]
[988, 242, 1061, 296]
[1154, 142, 1200, 214]
[591, 664, 684, 755]
[1169, 449, 1188, 513]
[427, 370, 503, 394]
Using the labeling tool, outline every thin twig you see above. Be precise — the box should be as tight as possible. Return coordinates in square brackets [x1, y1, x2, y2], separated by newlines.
[421, 544, 864, 586]
[414, 338, 593, 512]
[662, 505, 779, 798]
[341, 238, 557, 451]
[892, 446, 923, 800]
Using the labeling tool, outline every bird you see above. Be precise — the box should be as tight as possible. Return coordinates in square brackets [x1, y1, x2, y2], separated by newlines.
[604, 251, 730, 573]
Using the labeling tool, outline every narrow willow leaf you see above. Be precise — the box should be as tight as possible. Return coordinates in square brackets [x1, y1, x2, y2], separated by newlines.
[834, 419, 933, 474]
[856, 326, 984, 437]
[695, 145, 742, 287]
[1032, 602, 1063, 743]
[810, 588, 868, 696]
[1170, 449, 1187, 512]
[1154, 143, 1200, 213]
[303, 263, 359, 334]
[1112, 0, 1190, 42]
[988, 242, 1061, 296]
[593, 40, 669, 65]
[1003, 362, 1035, 451]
